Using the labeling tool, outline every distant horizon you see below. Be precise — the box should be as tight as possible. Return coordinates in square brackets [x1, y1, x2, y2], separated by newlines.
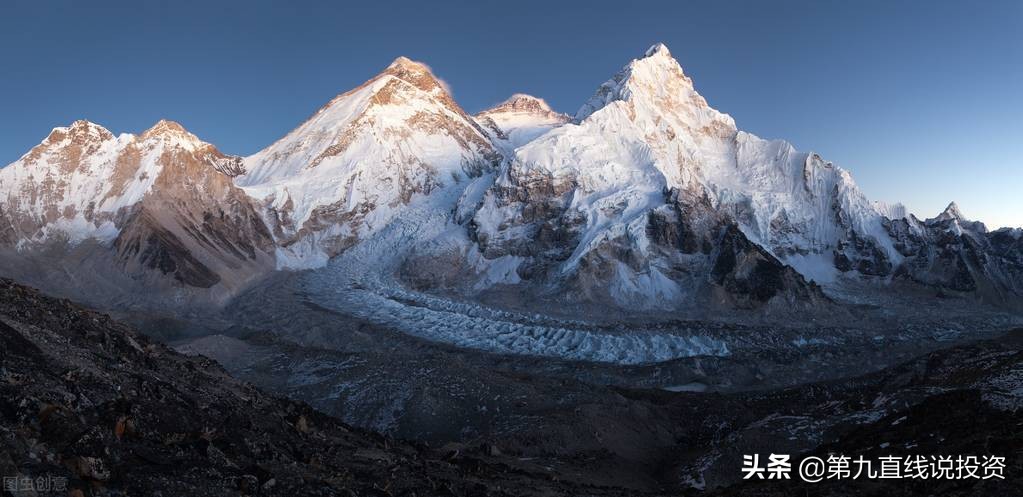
[2, 0, 1020, 229]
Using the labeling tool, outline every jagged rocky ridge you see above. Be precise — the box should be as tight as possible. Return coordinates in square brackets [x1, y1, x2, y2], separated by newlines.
[0, 44, 1020, 313]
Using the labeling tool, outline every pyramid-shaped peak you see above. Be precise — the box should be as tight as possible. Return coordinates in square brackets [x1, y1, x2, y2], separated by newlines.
[144, 119, 188, 135]
[939, 201, 966, 220]
[928, 201, 968, 224]
[482, 94, 557, 115]
[504, 94, 552, 110]
[380, 56, 449, 95]
[140, 119, 205, 148]
[644, 43, 672, 58]
[574, 42, 726, 125]
[387, 56, 430, 72]
[927, 201, 988, 233]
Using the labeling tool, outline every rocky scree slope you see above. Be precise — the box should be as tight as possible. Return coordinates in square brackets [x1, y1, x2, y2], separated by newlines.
[0, 278, 654, 496]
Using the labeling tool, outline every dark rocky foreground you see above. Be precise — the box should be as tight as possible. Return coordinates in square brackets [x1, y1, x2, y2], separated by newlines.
[0, 279, 632, 496]
[2, 278, 1022, 496]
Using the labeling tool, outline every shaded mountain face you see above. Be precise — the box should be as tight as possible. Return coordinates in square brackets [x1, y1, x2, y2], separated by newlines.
[884, 203, 1023, 300]
[111, 123, 274, 290]
[0, 120, 274, 305]
[236, 57, 501, 268]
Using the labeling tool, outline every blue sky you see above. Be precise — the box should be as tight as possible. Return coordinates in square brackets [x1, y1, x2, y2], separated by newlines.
[2, 0, 1020, 228]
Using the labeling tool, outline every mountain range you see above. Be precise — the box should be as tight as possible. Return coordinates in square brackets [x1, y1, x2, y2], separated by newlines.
[2, 43, 1021, 314]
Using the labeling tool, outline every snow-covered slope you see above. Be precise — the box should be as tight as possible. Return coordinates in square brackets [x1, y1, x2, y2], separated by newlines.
[476, 94, 570, 149]
[459, 43, 1016, 309]
[237, 57, 501, 268]
[2, 120, 164, 245]
[0, 44, 1019, 317]
[0, 119, 273, 303]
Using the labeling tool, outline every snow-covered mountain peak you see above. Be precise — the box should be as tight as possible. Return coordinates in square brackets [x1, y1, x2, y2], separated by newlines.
[483, 94, 555, 114]
[386, 55, 431, 74]
[476, 94, 570, 148]
[556, 43, 737, 192]
[142, 119, 188, 136]
[60, 119, 113, 137]
[468, 43, 922, 306]
[139, 119, 205, 150]
[380, 56, 450, 96]
[936, 201, 966, 221]
[0, 116, 256, 253]
[237, 54, 498, 268]
[240, 52, 491, 181]
[644, 42, 672, 58]
[926, 201, 987, 234]
[14, 120, 121, 173]
[39, 119, 116, 151]
[575, 42, 734, 133]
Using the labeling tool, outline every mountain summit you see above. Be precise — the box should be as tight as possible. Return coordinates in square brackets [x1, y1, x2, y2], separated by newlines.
[236, 56, 499, 267]
[486, 94, 557, 114]
[457, 43, 1023, 310]
[476, 94, 570, 148]
[934, 201, 966, 222]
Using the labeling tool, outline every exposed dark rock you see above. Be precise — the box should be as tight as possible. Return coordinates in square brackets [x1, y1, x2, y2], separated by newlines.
[883, 211, 1023, 301]
[115, 208, 222, 288]
[712, 224, 826, 306]
[0, 279, 637, 496]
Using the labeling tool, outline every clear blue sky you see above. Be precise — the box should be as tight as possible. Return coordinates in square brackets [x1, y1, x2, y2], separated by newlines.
[2, 0, 1020, 228]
